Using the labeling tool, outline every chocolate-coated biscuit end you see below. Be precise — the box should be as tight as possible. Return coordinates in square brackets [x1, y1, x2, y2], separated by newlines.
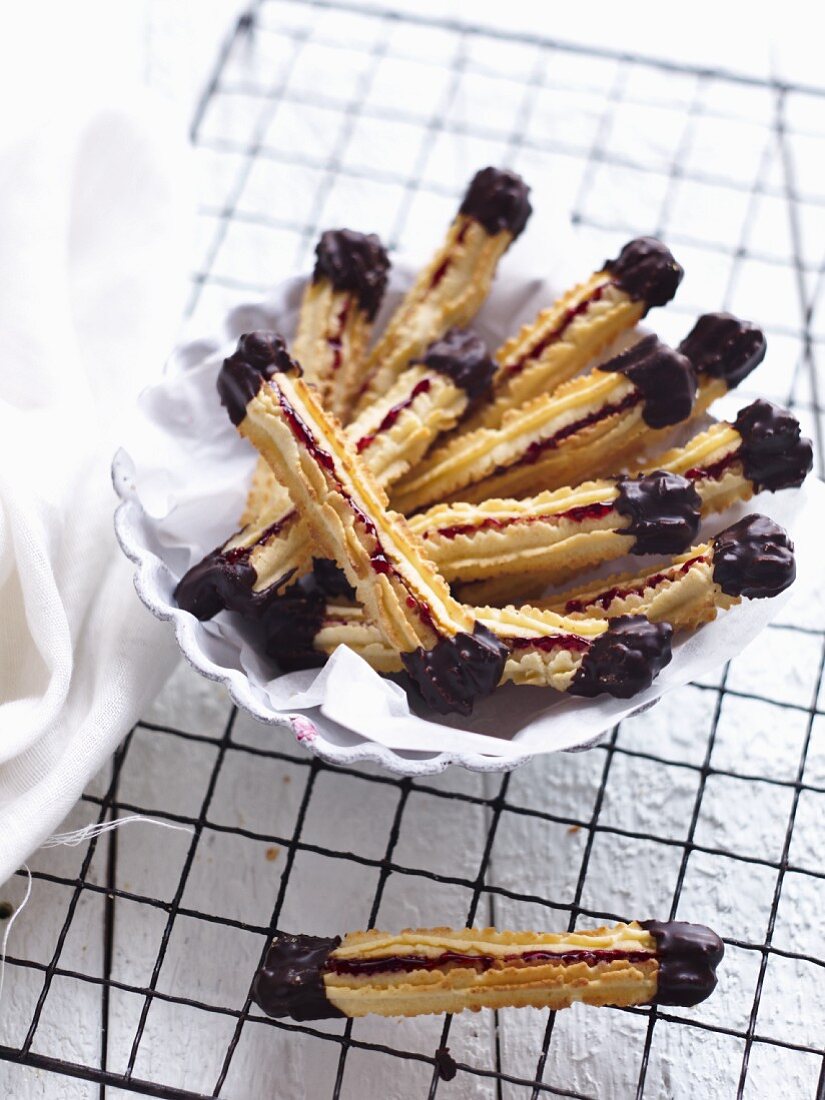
[604, 237, 684, 311]
[312, 229, 390, 320]
[570, 615, 673, 699]
[602, 334, 697, 428]
[711, 513, 796, 599]
[217, 331, 300, 426]
[401, 623, 509, 716]
[253, 933, 344, 1021]
[733, 399, 813, 492]
[615, 471, 702, 555]
[312, 558, 357, 600]
[413, 328, 497, 400]
[678, 312, 766, 390]
[174, 547, 256, 621]
[261, 579, 328, 670]
[641, 919, 724, 1007]
[459, 167, 532, 240]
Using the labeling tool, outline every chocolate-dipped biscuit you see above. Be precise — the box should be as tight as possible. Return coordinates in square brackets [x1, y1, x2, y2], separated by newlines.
[175, 546, 258, 622]
[615, 471, 702, 555]
[733, 399, 813, 492]
[459, 166, 532, 240]
[261, 579, 328, 670]
[712, 514, 796, 599]
[401, 623, 509, 716]
[603, 335, 697, 429]
[411, 328, 497, 400]
[678, 312, 766, 389]
[312, 229, 390, 321]
[570, 615, 673, 699]
[604, 237, 684, 311]
[253, 934, 344, 1021]
[175, 504, 301, 621]
[252, 919, 723, 1021]
[640, 919, 725, 1007]
[312, 558, 356, 600]
[217, 331, 299, 426]
[171, 547, 255, 624]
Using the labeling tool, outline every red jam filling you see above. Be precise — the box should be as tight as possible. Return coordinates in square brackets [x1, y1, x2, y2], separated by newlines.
[274, 387, 442, 636]
[503, 281, 612, 380]
[563, 554, 708, 614]
[426, 500, 615, 541]
[494, 391, 641, 476]
[503, 633, 591, 654]
[356, 379, 432, 454]
[429, 257, 451, 291]
[325, 947, 653, 977]
[327, 300, 351, 372]
[684, 452, 740, 482]
[224, 545, 251, 565]
[427, 221, 471, 292]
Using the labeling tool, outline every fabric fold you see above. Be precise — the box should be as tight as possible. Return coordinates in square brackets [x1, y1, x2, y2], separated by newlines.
[0, 102, 192, 883]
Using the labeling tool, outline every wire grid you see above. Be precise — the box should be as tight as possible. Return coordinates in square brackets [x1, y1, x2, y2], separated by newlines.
[1, 2, 825, 1097]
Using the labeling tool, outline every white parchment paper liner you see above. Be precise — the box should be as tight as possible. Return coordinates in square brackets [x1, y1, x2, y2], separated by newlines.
[113, 266, 821, 775]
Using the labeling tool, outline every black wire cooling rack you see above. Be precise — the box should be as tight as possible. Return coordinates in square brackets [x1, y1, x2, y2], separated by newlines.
[1, 2, 824, 1097]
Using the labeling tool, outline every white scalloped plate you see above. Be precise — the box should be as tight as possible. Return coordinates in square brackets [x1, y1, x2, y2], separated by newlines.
[113, 268, 818, 775]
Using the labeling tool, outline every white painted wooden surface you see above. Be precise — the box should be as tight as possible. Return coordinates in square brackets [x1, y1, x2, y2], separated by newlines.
[2, 2, 824, 1097]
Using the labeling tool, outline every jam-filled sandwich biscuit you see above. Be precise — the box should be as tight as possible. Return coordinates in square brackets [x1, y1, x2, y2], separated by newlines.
[264, 590, 672, 698]
[175, 330, 496, 621]
[237, 229, 388, 537]
[353, 329, 497, 484]
[409, 471, 702, 591]
[543, 514, 797, 631]
[253, 920, 724, 1020]
[354, 167, 531, 412]
[640, 398, 813, 514]
[293, 229, 390, 422]
[464, 236, 684, 433]
[392, 332, 697, 512]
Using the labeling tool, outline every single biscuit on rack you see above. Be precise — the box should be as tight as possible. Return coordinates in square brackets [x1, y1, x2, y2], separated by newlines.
[253, 920, 724, 1020]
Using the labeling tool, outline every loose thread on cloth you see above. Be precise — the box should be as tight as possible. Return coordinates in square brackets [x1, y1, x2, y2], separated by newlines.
[0, 817, 194, 1012]
[0, 864, 31, 1014]
[40, 814, 194, 848]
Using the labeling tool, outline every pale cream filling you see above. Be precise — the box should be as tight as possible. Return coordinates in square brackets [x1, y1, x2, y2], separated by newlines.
[396, 371, 635, 503]
[332, 924, 654, 962]
[497, 279, 625, 376]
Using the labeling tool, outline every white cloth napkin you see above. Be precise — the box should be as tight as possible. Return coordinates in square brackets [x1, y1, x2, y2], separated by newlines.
[0, 103, 192, 883]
